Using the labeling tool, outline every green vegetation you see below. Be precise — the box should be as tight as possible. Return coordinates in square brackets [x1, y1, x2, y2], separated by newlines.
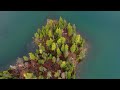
[0, 17, 87, 79]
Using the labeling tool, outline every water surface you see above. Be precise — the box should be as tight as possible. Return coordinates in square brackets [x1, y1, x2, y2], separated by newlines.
[0, 11, 120, 79]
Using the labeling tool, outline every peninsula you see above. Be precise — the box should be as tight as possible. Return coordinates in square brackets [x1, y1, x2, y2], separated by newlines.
[0, 17, 87, 79]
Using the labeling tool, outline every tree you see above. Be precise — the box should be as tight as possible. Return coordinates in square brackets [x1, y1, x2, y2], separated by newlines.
[71, 33, 77, 44]
[42, 52, 48, 60]
[56, 28, 62, 37]
[47, 19, 53, 27]
[63, 19, 67, 28]
[2, 71, 12, 79]
[45, 29, 49, 36]
[34, 32, 39, 39]
[39, 66, 44, 72]
[23, 73, 37, 79]
[36, 49, 39, 54]
[48, 30, 52, 38]
[38, 75, 44, 79]
[57, 38, 61, 46]
[67, 71, 71, 79]
[49, 54, 53, 59]
[59, 16, 64, 29]
[60, 61, 66, 68]
[64, 51, 69, 58]
[39, 33, 43, 39]
[61, 44, 65, 52]
[29, 53, 36, 60]
[51, 42, 56, 51]
[59, 16, 64, 24]
[23, 56, 29, 61]
[47, 71, 52, 79]
[61, 37, 66, 44]
[52, 56, 56, 63]
[64, 44, 69, 52]
[75, 35, 81, 44]
[67, 23, 73, 36]
[46, 38, 53, 47]
[81, 39, 85, 47]
[72, 24, 76, 34]
[64, 44, 69, 58]
[0, 72, 3, 76]
[39, 45, 45, 54]
[54, 70, 60, 78]
[57, 47, 61, 56]
[38, 60, 45, 65]
[70, 43, 76, 53]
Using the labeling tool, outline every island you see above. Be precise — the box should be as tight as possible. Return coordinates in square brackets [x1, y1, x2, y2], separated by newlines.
[0, 17, 87, 79]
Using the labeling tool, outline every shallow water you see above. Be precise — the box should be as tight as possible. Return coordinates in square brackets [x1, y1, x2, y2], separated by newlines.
[0, 11, 120, 79]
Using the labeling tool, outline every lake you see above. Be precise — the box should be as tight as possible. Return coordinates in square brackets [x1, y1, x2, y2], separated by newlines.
[0, 11, 120, 79]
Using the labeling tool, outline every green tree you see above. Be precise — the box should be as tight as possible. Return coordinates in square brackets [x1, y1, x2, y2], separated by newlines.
[36, 49, 39, 54]
[48, 30, 52, 38]
[46, 38, 53, 47]
[47, 71, 52, 79]
[0, 72, 3, 76]
[71, 33, 76, 44]
[59, 16, 64, 29]
[51, 42, 56, 51]
[70, 43, 76, 53]
[42, 52, 48, 60]
[52, 56, 56, 63]
[61, 44, 65, 52]
[34, 32, 39, 39]
[39, 45, 45, 54]
[64, 44, 69, 58]
[75, 35, 81, 44]
[24, 73, 36, 79]
[23, 56, 29, 61]
[63, 19, 67, 28]
[54, 70, 60, 78]
[29, 53, 36, 60]
[38, 60, 45, 65]
[61, 37, 66, 44]
[67, 23, 73, 36]
[64, 44, 69, 52]
[38, 75, 44, 79]
[39, 33, 43, 39]
[56, 28, 62, 37]
[81, 39, 85, 47]
[67, 71, 72, 79]
[57, 38, 62, 46]
[64, 51, 69, 58]
[2, 71, 12, 79]
[47, 19, 53, 27]
[72, 24, 76, 34]
[57, 47, 62, 56]
[48, 54, 53, 59]
[60, 61, 66, 68]
[39, 66, 44, 72]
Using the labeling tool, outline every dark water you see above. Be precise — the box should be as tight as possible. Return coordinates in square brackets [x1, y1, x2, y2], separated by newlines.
[0, 11, 120, 79]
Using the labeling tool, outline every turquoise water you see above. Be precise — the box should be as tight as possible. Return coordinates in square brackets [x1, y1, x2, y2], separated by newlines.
[0, 11, 120, 79]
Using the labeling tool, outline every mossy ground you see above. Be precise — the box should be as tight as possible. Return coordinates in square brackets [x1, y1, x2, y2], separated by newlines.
[0, 17, 87, 79]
